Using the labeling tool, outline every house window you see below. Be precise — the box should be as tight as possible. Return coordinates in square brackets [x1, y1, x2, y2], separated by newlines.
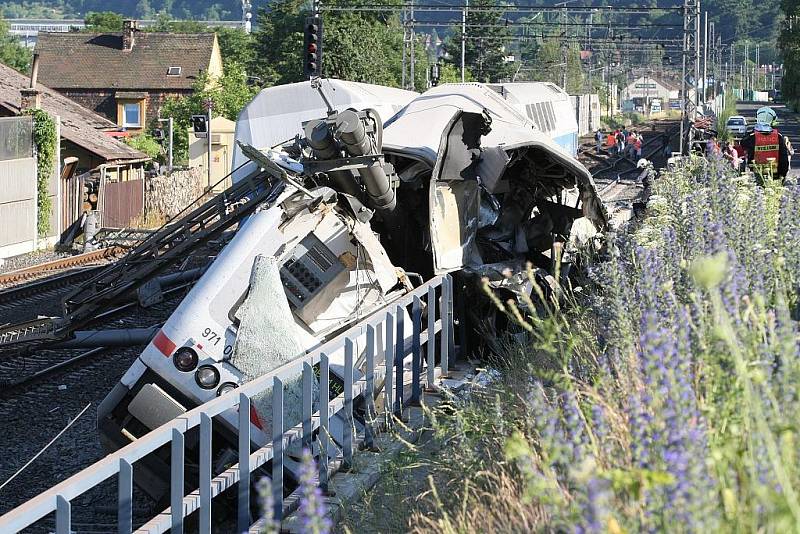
[123, 102, 141, 128]
[167, 66, 182, 76]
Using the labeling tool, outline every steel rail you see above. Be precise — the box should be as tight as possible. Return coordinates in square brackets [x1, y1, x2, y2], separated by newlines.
[0, 266, 104, 307]
[0, 248, 123, 286]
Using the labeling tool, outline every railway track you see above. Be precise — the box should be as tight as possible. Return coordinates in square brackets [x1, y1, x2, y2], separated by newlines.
[0, 266, 104, 309]
[587, 121, 680, 180]
[0, 247, 122, 288]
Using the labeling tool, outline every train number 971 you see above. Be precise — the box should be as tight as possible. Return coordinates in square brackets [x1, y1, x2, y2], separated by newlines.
[201, 327, 222, 346]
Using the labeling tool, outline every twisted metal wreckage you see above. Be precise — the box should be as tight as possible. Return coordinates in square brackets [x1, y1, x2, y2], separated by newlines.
[242, 82, 608, 346]
[95, 82, 609, 502]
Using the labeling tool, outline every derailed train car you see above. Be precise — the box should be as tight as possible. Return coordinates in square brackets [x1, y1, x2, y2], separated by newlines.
[97, 81, 606, 503]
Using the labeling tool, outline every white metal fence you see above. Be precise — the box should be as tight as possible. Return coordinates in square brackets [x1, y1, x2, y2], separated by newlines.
[0, 274, 454, 533]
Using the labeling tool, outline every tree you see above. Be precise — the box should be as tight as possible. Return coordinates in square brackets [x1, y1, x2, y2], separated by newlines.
[215, 26, 254, 70]
[159, 62, 258, 163]
[437, 62, 473, 84]
[780, 0, 800, 105]
[249, 0, 305, 86]
[250, 0, 429, 91]
[0, 18, 30, 72]
[124, 133, 163, 161]
[84, 11, 124, 32]
[521, 39, 585, 93]
[443, 0, 516, 83]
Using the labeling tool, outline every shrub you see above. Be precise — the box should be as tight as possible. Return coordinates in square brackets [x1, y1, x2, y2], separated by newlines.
[403, 156, 800, 532]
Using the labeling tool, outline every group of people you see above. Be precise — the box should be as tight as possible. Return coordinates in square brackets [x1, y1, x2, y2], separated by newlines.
[704, 106, 794, 181]
[708, 139, 742, 171]
[595, 128, 644, 159]
[591, 106, 794, 183]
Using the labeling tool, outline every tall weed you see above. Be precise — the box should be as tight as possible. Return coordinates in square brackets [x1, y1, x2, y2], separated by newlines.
[406, 156, 800, 532]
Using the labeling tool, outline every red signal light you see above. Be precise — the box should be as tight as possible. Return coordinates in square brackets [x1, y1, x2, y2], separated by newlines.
[308, 42, 317, 53]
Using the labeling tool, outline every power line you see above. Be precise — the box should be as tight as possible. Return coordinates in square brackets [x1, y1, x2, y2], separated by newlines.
[320, 4, 684, 14]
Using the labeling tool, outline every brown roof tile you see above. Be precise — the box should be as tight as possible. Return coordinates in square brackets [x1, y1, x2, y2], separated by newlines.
[0, 62, 148, 163]
[35, 31, 215, 90]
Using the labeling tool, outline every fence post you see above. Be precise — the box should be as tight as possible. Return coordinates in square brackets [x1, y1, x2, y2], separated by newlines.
[199, 413, 212, 534]
[343, 338, 354, 470]
[365, 324, 376, 449]
[272, 376, 284, 521]
[426, 284, 436, 389]
[319, 353, 330, 493]
[448, 275, 456, 363]
[238, 393, 251, 533]
[170, 428, 185, 533]
[384, 313, 394, 428]
[302, 362, 313, 450]
[410, 295, 422, 406]
[118, 459, 133, 534]
[441, 277, 450, 375]
[394, 305, 404, 416]
[55, 495, 70, 534]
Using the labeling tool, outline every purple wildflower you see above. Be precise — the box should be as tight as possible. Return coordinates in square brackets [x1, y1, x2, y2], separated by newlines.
[296, 448, 331, 534]
[256, 477, 278, 534]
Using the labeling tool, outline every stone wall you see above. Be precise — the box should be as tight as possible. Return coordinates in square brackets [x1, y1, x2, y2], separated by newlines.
[145, 167, 205, 221]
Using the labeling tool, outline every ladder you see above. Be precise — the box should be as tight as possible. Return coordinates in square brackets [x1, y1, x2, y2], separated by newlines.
[0, 170, 281, 347]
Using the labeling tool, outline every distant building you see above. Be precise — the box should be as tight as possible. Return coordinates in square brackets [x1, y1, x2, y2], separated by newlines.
[0, 60, 149, 248]
[0, 62, 148, 176]
[622, 75, 681, 103]
[34, 20, 223, 133]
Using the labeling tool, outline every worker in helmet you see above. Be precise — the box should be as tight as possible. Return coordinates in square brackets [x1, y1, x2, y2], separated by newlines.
[739, 106, 790, 183]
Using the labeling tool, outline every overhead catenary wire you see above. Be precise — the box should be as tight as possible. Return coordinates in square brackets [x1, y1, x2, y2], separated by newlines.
[0, 403, 92, 492]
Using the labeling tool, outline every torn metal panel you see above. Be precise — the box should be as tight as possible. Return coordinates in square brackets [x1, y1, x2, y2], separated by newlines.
[430, 179, 481, 274]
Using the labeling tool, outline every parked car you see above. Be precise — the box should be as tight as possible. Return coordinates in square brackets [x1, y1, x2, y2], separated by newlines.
[726, 115, 747, 136]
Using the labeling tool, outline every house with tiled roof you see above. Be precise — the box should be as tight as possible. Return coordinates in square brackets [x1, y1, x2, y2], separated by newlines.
[0, 60, 150, 250]
[0, 61, 148, 174]
[34, 20, 222, 133]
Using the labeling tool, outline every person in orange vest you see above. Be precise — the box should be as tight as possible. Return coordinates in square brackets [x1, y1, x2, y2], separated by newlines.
[606, 131, 617, 155]
[740, 106, 790, 183]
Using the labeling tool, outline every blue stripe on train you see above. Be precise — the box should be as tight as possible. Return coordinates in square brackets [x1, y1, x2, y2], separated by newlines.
[552, 132, 579, 157]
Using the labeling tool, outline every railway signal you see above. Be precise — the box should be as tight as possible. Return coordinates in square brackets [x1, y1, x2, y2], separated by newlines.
[191, 114, 208, 136]
[303, 16, 323, 78]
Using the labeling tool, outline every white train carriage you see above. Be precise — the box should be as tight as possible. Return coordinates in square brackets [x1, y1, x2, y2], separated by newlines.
[98, 80, 605, 505]
[486, 82, 580, 156]
[231, 79, 418, 184]
[98, 169, 412, 501]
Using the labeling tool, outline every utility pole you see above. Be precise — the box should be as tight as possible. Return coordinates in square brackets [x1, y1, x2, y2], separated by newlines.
[401, 5, 407, 89]
[694, 1, 700, 114]
[680, 0, 700, 154]
[204, 98, 213, 190]
[241, 1, 252, 34]
[744, 40, 749, 94]
[410, 0, 416, 91]
[410, 0, 415, 90]
[755, 43, 760, 90]
[561, 4, 568, 90]
[461, 1, 467, 82]
[703, 12, 708, 105]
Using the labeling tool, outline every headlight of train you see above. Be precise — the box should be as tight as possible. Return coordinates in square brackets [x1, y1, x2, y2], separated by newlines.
[195, 365, 220, 389]
[217, 382, 238, 397]
[173, 347, 198, 372]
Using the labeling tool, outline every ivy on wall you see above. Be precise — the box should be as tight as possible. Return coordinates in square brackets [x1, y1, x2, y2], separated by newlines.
[24, 108, 56, 237]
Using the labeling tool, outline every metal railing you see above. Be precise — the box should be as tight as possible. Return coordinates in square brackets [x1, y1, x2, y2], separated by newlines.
[0, 274, 454, 533]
